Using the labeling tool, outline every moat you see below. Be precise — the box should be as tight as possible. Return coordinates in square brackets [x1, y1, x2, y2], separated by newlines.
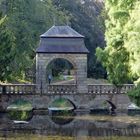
[0, 112, 140, 140]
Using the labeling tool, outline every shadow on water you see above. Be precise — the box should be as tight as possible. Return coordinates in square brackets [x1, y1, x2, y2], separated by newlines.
[0, 110, 140, 140]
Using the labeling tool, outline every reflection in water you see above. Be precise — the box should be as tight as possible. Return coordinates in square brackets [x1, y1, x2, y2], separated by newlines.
[0, 112, 140, 140]
[50, 111, 75, 125]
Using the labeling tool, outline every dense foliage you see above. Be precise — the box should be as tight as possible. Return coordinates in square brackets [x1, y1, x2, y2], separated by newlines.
[124, 1, 140, 84]
[0, 0, 69, 81]
[128, 84, 140, 107]
[96, 0, 140, 106]
[0, 0, 105, 82]
[52, 0, 105, 78]
[0, 12, 15, 81]
[96, 0, 138, 85]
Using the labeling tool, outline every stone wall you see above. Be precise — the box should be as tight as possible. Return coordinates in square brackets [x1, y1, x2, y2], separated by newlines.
[0, 94, 131, 111]
[36, 53, 88, 94]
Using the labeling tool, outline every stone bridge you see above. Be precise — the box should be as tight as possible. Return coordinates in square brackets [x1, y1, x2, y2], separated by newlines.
[0, 84, 134, 110]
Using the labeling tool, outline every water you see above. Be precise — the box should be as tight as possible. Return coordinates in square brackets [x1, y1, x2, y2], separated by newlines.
[0, 112, 140, 140]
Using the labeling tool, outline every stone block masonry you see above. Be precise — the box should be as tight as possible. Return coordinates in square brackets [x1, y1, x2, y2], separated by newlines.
[36, 53, 88, 94]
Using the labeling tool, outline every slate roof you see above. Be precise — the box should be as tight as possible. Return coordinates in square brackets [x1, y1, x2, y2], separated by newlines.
[36, 26, 89, 54]
[40, 25, 84, 38]
[36, 43, 89, 54]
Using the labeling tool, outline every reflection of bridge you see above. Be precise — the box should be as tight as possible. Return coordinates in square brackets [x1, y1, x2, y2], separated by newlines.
[0, 114, 140, 137]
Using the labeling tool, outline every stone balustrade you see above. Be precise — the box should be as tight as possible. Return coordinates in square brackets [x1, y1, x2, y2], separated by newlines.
[0, 84, 36, 94]
[47, 84, 77, 95]
[88, 84, 134, 94]
[0, 84, 134, 95]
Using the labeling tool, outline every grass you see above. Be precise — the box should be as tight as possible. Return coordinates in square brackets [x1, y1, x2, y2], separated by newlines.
[7, 99, 33, 111]
[86, 78, 109, 84]
[0, 135, 139, 140]
[49, 98, 73, 108]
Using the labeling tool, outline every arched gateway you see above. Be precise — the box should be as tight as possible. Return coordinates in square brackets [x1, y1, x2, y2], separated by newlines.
[36, 25, 89, 94]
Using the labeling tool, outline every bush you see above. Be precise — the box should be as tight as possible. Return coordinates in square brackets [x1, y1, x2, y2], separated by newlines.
[128, 84, 140, 107]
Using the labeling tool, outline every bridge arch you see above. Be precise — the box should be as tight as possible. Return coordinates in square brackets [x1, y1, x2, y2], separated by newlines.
[45, 57, 77, 84]
[46, 56, 77, 70]
[48, 96, 77, 110]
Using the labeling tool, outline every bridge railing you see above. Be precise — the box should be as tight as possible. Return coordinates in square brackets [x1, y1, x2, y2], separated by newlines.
[0, 84, 36, 94]
[47, 84, 77, 94]
[88, 84, 134, 94]
[0, 83, 135, 95]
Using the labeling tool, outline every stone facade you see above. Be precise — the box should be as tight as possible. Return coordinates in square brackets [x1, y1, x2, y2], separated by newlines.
[36, 53, 88, 94]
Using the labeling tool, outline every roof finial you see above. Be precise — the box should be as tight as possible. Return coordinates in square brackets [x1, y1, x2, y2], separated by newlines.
[66, 17, 70, 26]
[53, 16, 56, 26]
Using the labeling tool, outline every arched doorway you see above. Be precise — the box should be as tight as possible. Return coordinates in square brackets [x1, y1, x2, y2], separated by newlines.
[46, 58, 77, 85]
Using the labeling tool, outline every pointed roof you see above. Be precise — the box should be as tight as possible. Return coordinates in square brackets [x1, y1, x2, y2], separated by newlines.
[36, 25, 89, 54]
[40, 25, 84, 38]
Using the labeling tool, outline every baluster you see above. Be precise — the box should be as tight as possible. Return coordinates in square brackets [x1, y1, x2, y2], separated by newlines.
[6, 85, 9, 94]
[21, 85, 23, 94]
[15, 85, 17, 94]
[17, 85, 19, 94]
[47, 85, 49, 94]
[28, 85, 30, 94]
[101, 85, 104, 94]
[15, 86, 17, 94]
[11, 85, 13, 94]
[74, 85, 76, 94]
[19, 85, 21, 94]
[93, 85, 95, 94]
[99, 85, 102, 94]
[98, 85, 101, 94]
[53, 85, 55, 94]
[27, 85, 29, 94]
[65, 85, 68, 94]
[72, 85, 74, 94]
[27, 85, 30, 94]
[56, 85, 58, 94]
[29, 85, 31, 94]
[48, 85, 50, 94]
[23, 85, 26, 94]
[0, 85, 2, 94]
[51, 85, 54, 94]
[69, 85, 71, 94]
[12, 85, 14, 94]
[25, 85, 27, 94]
[6, 85, 8, 94]
[50, 85, 52, 94]
[107, 85, 110, 94]
[31, 85, 34, 94]
[22, 85, 24, 94]
[12, 85, 15, 94]
[91, 85, 93, 94]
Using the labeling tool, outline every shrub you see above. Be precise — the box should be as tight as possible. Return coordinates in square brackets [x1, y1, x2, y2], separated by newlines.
[128, 84, 140, 107]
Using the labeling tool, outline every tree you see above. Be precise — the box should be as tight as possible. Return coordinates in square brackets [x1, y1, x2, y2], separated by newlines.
[124, 1, 140, 106]
[124, 1, 140, 84]
[0, 12, 15, 81]
[0, 0, 69, 81]
[52, 0, 105, 78]
[96, 0, 136, 85]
